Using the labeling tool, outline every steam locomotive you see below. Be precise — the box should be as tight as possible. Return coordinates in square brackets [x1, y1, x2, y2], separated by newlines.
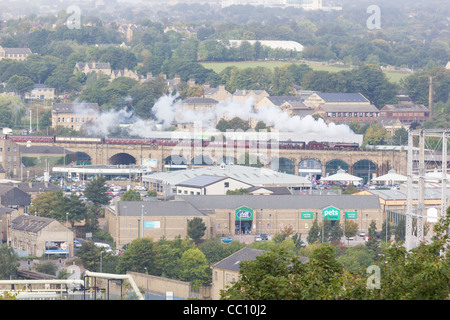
[3, 134, 360, 151]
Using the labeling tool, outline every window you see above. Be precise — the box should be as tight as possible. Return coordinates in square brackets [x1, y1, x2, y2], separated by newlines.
[224, 182, 229, 187]
[354, 112, 358, 117]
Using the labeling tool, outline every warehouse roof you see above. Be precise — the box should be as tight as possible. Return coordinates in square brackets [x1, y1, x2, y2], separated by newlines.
[143, 165, 312, 187]
[117, 200, 207, 217]
[179, 194, 381, 210]
[316, 93, 370, 103]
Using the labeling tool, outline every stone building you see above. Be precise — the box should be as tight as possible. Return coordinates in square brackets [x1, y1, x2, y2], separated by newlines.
[51, 102, 100, 131]
[0, 46, 32, 61]
[9, 215, 73, 257]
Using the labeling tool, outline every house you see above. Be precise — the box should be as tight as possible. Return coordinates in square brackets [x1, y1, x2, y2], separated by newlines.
[0, 46, 32, 61]
[256, 96, 314, 117]
[232, 89, 269, 105]
[51, 102, 100, 131]
[211, 247, 264, 300]
[380, 103, 430, 124]
[176, 97, 219, 123]
[211, 247, 309, 300]
[175, 175, 253, 195]
[9, 215, 73, 257]
[203, 85, 233, 101]
[25, 84, 55, 100]
[0, 185, 31, 216]
[75, 62, 112, 76]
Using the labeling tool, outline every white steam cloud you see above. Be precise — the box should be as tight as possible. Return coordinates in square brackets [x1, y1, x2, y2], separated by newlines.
[72, 94, 359, 142]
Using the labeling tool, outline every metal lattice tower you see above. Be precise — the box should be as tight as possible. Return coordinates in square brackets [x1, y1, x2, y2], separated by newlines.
[405, 129, 449, 250]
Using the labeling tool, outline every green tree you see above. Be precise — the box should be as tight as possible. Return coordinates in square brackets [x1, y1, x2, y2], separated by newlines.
[392, 127, 408, 145]
[187, 217, 207, 244]
[0, 244, 19, 279]
[116, 238, 160, 274]
[178, 248, 210, 289]
[6, 75, 34, 96]
[84, 176, 110, 207]
[365, 220, 379, 260]
[307, 218, 320, 244]
[121, 189, 142, 201]
[363, 123, 387, 146]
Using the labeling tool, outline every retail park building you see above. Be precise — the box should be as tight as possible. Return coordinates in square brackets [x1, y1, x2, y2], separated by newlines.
[104, 194, 381, 247]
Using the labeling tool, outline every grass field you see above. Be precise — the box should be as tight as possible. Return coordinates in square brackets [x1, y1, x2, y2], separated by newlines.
[200, 60, 409, 84]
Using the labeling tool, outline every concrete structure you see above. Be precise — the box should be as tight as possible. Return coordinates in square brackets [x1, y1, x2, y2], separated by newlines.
[175, 175, 253, 195]
[9, 215, 73, 257]
[25, 84, 55, 100]
[51, 103, 100, 131]
[0, 46, 32, 61]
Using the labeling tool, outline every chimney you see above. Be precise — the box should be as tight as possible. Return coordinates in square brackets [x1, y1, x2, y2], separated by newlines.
[428, 76, 433, 119]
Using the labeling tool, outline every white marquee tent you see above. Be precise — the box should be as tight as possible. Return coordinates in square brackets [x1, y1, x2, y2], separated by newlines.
[320, 169, 363, 185]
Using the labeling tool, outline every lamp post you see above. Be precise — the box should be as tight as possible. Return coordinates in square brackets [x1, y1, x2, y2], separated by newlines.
[141, 205, 144, 238]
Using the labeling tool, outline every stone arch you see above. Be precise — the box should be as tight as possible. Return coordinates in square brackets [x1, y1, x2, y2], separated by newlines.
[352, 159, 377, 184]
[271, 157, 295, 175]
[325, 159, 350, 176]
[164, 155, 188, 171]
[109, 153, 136, 165]
[298, 158, 322, 179]
[218, 156, 237, 165]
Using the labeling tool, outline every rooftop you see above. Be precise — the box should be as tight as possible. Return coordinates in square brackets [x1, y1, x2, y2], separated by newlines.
[316, 93, 370, 103]
[52, 103, 99, 114]
[143, 165, 312, 187]
[179, 194, 381, 210]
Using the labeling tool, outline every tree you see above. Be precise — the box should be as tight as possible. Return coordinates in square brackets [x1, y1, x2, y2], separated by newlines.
[307, 218, 320, 244]
[392, 127, 408, 145]
[365, 220, 379, 259]
[6, 75, 34, 96]
[187, 217, 206, 244]
[121, 189, 142, 201]
[84, 176, 110, 207]
[178, 248, 210, 289]
[116, 238, 160, 274]
[0, 244, 19, 279]
[363, 123, 387, 146]
[344, 220, 358, 240]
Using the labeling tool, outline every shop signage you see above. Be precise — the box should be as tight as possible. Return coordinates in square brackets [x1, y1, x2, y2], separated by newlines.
[345, 212, 357, 219]
[322, 206, 341, 220]
[301, 212, 313, 219]
[235, 206, 253, 221]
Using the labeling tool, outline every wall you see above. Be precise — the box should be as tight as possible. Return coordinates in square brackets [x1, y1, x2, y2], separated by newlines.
[128, 271, 211, 300]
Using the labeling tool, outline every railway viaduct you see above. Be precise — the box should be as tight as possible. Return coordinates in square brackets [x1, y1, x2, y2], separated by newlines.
[31, 140, 407, 180]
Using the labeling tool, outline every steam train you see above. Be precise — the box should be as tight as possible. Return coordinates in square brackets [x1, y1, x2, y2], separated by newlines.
[2, 134, 360, 151]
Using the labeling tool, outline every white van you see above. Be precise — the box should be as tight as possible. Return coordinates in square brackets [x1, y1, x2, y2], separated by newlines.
[94, 242, 112, 252]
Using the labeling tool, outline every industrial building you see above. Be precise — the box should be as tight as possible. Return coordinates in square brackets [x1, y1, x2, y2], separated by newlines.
[104, 194, 382, 247]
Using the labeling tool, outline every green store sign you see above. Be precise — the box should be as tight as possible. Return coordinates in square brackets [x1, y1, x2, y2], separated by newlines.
[301, 212, 313, 219]
[345, 212, 358, 219]
[235, 206, 253, 221]
[322, 206, 341, 220]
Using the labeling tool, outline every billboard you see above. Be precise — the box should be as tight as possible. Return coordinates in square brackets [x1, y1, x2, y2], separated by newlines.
[143, 158, 158, 168]
[144, 221, 161, 229]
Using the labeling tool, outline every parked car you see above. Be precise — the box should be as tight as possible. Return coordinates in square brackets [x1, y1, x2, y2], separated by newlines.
[73, 239, 83, 248]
